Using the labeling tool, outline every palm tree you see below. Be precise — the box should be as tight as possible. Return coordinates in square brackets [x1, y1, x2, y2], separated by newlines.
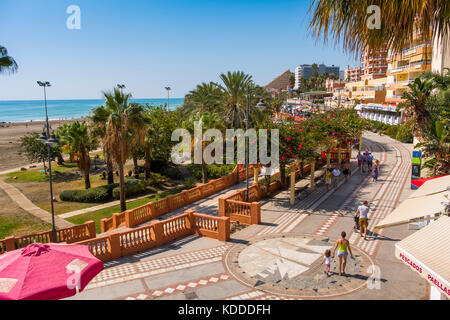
[308, 0, 450, 56]
[184, 82, 224, 115]
[90, 106, 115, 184]
[67, 121, 93, 189]
[102, 87, 145, 212]
[219, 71, 253, 128]
[183, 112, 225, 184]
[128, 102, 150, 180]
[401, 77, 434, 141]
[416, 120, 450, 176]
[0, 45, 18, 74]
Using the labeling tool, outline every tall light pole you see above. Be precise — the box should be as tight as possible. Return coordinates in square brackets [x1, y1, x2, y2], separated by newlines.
[37, 81, 59, 242]
[244, 86, 267, 202]
[165, 87, 171, 109]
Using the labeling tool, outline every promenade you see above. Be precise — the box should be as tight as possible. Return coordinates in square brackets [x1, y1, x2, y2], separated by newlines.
[68, 132, 426, 300]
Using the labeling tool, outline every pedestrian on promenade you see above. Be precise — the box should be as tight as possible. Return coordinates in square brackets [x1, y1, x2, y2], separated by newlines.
[325, 168, 332, 191]
[322, 249, 332, 276]
[343, 161, 350, 183]
[332, 231, 354, 276]
[372, 161, 379, 182]
[357, 152, 362, 170]
[367, 153, 374, 171]
[332, 165, 341, 188]
[356, 201, 370, 240]
[361, 153, 368, 173]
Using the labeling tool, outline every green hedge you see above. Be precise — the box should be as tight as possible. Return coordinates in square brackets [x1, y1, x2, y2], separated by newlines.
[369, 120, 413, 144]
[112, 179, 147, 200]
[60, 184, 117, 203]
[188, 164, 235, 181]
[60, 178, 148, 203]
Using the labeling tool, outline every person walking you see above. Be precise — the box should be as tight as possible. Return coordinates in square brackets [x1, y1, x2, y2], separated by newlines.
[322, 249, 332, 276]
[343, 161, 350, 183]
[332, 232, 354, 276]
[372, 161, 379, 182]
[357, 152, 362, 171]
[361, 152, 368, 173]
[331, 165, 341, 188]
[356, 201, 370, 240]
[367, 153, 374, 171]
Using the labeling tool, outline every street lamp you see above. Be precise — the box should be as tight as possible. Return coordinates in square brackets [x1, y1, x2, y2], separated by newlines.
[165, 87, 171, 109]
[37, 81, 59, 242]
[244, 90, 267, 202]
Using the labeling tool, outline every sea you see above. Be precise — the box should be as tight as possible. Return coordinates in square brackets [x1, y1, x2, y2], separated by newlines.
[0, 98, 184, 123]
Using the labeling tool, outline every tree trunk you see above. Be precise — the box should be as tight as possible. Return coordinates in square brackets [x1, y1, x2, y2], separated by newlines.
[57, 152, 64, 165]
[133, 152, 139, 180]
[119, 164, 126, 212]
[201, 161, 208, 184]
[145, 145, 151, 180]
[84, 171, 91, 189]
[105, 151, 114, 184]
[299, 160, 303, 178]
[280, 162, 286, 189]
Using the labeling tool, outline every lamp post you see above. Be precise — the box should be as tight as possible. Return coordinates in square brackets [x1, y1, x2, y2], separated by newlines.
[37, 81, 59, 242]
[244, 87, 267, 202]
[165, 87, 171, 109]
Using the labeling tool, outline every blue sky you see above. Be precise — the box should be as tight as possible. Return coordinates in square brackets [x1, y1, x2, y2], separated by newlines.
[0, 0, 358, 100]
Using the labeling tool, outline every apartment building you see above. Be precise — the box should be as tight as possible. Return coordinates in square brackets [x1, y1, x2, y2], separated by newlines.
[345, 67, 362, 82]
[361, 48, 388, 80]
[386, 32, 433, 105]
[294, 64, 340, 89]
[345, 77, 387, 105]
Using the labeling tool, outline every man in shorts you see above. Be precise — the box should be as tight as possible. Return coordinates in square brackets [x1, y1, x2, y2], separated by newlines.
[356, 201, 370, 240]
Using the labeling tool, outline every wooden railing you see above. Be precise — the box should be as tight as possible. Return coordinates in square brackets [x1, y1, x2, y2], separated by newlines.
[78, 210, 230, 262]
[101, 165, 256, 233]
[0, 221, 97, 253]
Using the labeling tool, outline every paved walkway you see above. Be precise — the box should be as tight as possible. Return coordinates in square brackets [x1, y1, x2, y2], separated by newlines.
[0, 180, 74, 229]
[68, 132, 427, 300]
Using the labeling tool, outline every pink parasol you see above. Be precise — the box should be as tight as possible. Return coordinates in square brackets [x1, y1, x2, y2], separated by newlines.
[0, 243, 103, 300]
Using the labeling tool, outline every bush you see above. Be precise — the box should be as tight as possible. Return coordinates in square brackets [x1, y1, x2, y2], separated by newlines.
[185, 178, 197, 189]
[60, 185, 116, 203]
[164, 167, 183, 180]
[112, 178, 147, 200]
[188, 164, 235, 180]
[395, 121, 414, 143]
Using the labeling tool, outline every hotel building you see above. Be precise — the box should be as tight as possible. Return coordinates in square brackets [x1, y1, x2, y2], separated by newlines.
[294, 64, 340, 89]
[345, 67, 362, 82]
[361, 48, 389, 80]
[386, 32, 433, 105]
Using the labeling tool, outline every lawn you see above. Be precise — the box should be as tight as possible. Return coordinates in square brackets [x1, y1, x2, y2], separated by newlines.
[2, 160, 180, 215]
[66, 188, 184, 233]
[0, 189, 51, 239]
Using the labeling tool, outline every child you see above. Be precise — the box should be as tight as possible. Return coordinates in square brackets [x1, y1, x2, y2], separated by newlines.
[322, 249, 332, 276]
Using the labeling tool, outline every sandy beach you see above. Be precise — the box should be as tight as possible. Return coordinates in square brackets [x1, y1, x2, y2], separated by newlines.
[0, 119, 79, 172]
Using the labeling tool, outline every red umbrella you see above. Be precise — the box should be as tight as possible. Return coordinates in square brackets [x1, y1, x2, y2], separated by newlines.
[0, 243, 103, 300]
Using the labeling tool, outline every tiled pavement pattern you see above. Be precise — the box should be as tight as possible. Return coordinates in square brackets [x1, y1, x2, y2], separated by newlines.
[86, 244, 231, 290]
[123, 273, 231, 300]
[255, 138, 381, 237]
[72, 132, 426, 300]
[315, 143, 387, 236]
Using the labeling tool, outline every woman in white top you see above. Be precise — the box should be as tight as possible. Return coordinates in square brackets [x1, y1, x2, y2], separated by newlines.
[332, 166, 341, 188]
